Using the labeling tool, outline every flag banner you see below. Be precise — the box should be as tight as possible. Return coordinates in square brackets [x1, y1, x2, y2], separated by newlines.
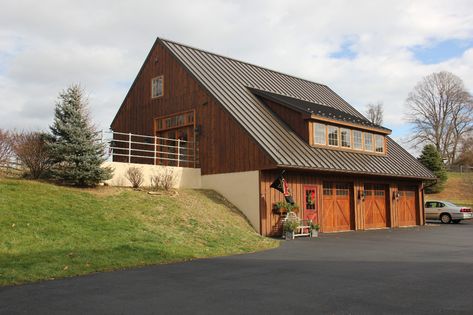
[270, 171, 295, 205]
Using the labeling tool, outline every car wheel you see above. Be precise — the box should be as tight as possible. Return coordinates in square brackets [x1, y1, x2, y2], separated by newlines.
[452, 219, 461, 224]
[440, 213, 452, 224]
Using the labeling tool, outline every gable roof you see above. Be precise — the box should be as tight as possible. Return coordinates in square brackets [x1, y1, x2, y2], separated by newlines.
[250, 88, 391, 133]
[158, 38, 434, 180]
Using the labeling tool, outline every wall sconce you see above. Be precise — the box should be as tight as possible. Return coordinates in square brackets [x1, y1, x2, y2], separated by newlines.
[194, 125, 202, 136]
[393, 191, 400, 201]
[358, 190, 366, 201]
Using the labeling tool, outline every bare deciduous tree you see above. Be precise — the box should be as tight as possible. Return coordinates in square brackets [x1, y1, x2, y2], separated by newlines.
[406, 71, 473, 165]
[0, 129, 13, 166]
[366, 102, 384, 125]
[11, 131, 53, 178]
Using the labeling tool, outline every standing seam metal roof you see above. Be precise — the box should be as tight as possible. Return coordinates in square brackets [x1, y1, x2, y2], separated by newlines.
[159, 38, 435, 179]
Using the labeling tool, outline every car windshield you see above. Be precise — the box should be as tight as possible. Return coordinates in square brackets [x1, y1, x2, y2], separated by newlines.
[443, 201, 458, 207]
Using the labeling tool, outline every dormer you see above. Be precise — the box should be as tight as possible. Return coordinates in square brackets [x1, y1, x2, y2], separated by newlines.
[251, 88, 391, 155]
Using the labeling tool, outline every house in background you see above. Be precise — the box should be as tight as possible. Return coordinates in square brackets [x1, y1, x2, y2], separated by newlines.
[111, 38, 435, 236]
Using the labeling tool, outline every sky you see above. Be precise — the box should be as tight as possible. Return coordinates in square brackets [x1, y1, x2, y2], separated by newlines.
[1, 0, 473, 152]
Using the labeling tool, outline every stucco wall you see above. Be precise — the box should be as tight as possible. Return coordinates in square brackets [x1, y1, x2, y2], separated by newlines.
[201, 171, 260, 233]
[103, 162, 202, 189]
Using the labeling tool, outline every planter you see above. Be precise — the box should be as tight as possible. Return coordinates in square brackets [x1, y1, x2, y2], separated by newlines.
[310, 230, 319, 238]
[285, 231, 294, 240]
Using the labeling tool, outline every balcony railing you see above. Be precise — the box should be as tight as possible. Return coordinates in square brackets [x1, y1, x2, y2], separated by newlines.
[102, 131, 198, 168]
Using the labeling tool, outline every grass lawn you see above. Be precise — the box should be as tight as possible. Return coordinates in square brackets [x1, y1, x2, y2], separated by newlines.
[426, 172, 473, 208]
[0, 178, 278, 286]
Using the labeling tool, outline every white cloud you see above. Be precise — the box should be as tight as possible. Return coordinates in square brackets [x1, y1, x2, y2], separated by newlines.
[0, 0, 472, 152]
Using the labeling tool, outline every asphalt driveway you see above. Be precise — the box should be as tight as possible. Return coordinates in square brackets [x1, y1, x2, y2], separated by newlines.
[1, 221, 473, 314]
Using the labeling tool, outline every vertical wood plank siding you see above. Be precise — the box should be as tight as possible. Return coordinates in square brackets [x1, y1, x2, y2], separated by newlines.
[111, 42, 276, 175]
[260, 169, 423, 236]
[259, 98, 310, 142]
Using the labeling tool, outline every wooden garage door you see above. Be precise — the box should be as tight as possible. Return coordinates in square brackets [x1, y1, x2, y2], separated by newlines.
[398, 186, 417, 226]
[322, 182, 354, 232]
[364, 184, 389, 229]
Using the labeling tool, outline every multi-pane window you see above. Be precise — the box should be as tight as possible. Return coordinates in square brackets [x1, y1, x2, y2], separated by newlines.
[314, 123, 326, 145]
[353, 130, 362, 150]
[340, 128, 351, 148]
[328, 126, 339, 146]
[336, 183, 350, 196]
[151, 76, 163, 98]
[364, 133, 374, 151]
[375, 134, 384, 153]
[310, 122, 385, 154]
[156, 111, 194, 131]
[323, 182, 333, 195]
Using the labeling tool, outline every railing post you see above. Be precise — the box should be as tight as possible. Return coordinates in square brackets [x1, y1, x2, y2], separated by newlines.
[154, 136, 157, 165]
[177, 139, 181, 167]
[128, 133, 132, 163]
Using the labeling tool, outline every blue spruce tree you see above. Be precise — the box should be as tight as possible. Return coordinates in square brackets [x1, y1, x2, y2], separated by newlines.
[47, 85, 112, 186]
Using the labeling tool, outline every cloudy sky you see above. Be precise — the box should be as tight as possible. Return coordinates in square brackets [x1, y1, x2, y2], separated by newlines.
[1, 0, 473, 148]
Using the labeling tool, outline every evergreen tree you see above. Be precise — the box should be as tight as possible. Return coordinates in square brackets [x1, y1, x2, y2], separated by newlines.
[47, 85, 112, 186]
[419, 144, 448, 193]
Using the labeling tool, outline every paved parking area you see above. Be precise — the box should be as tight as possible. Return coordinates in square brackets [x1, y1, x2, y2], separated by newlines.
[1, 221, 473, 314]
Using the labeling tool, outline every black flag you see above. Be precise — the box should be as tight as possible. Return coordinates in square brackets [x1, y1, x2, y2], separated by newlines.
[270, 171, 295, 204]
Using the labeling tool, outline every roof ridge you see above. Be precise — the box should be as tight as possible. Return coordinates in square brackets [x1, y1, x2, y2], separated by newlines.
[158, 37, 331, 90]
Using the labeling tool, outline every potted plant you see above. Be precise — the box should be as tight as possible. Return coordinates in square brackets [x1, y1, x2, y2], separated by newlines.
[309, 221, 320, 237]
[273, 201, 300, 215]
[283, 214, 299, 240]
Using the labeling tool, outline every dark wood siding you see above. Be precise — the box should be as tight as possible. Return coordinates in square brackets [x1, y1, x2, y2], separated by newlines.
[111, 42, 276, 175]
[260, 169, 423, 236]
[260, 98, 310, 142]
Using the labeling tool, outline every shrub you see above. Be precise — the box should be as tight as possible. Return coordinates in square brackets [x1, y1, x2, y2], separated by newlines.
[125, 167, 144, 188]
[418, 144, 448, 193]
[150, 168, 175, 191]
[10, 131, 53, 179]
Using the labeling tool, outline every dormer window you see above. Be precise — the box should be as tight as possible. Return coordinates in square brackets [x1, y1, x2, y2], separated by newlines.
[151, 76, 163, 98]
[375, 134, 385, 153]
[311, 122, 385, 155]
[314, 123, 326, 145]
[328, 126, 339, 146]
[353, 130, 363, 150]
[364, 133, 374, 151]
[340, 128, 351, 148]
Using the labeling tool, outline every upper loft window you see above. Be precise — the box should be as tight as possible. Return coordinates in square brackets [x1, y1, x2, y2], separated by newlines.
[151, 76, 163, 98]
[311, 122, 385, 154]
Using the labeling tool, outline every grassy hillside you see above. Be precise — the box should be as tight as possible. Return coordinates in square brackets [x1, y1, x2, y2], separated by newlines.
[426, 172, 473, 208]
[0, 178, 278, 286]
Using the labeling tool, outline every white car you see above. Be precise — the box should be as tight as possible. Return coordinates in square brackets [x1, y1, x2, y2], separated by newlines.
[425, 200, 472, 224]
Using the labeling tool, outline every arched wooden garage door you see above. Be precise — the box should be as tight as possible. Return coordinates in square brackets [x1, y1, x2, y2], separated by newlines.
[398, 186, 418, 226]
[364, 183, 389, 229]
[322, 182, 354, 232]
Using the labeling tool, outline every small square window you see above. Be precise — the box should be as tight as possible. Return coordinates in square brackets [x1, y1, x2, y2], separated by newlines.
[151, 76, 163, 98]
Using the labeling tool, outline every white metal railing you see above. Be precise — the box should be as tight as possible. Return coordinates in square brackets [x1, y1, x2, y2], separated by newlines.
[102, 130, 198, 167]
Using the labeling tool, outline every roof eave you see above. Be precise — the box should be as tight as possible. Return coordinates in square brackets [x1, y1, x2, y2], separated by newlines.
[275, 164, 436, 181]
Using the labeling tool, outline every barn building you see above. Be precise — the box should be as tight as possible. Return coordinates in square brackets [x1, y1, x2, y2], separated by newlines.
[111, 38, 435, 236]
